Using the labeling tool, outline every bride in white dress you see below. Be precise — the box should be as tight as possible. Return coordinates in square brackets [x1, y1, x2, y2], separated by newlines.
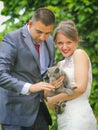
[47, 20, 97, 130]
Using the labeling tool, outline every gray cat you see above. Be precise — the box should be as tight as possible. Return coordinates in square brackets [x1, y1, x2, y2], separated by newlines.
[47, 66, 77, 114]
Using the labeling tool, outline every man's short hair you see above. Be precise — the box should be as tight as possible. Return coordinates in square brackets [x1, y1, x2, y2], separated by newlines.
[32, 8, 55, 26]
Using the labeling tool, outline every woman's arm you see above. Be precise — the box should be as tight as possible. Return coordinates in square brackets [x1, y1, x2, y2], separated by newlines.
[47, 49, 90, 110]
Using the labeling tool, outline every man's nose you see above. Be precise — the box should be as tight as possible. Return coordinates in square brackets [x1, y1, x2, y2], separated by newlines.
[40, 34, 47, 40]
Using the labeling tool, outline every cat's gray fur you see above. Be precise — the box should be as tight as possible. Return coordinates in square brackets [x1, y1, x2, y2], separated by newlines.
[47, 66, 77, 114]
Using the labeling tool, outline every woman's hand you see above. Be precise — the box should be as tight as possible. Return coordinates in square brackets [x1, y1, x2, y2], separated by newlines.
[50, 75, 64, 89]
[47, 97, 55, 111]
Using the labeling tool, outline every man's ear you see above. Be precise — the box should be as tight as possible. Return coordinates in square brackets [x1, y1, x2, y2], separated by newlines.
[28, 20, 33, 28]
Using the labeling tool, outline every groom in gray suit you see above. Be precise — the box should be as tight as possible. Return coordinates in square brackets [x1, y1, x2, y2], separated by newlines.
[0, 8, 63, 130]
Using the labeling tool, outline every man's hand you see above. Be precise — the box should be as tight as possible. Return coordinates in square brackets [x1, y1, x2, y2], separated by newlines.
[29, 82, 55, 93]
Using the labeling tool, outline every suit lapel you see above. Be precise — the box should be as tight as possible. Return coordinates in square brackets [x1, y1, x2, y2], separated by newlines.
[22, 25, 40, 70]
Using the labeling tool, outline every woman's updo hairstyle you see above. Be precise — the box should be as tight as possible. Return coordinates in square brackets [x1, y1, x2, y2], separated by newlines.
[53, 20, 82, 43]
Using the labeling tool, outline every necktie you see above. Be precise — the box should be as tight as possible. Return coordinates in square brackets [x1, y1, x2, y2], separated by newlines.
[35, 44, 40, 58]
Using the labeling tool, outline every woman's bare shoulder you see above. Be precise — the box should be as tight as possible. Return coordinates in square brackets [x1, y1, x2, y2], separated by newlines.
[73, 49, 90, 65]
[74, 49, 89, 59]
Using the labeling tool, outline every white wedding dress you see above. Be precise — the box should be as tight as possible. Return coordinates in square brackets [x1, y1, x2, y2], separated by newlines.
[57, 55, 97, 130]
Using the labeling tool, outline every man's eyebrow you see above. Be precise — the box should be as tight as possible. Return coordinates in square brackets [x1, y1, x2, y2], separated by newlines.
[36, 29, 43, 33]
[36, 29, 51, 34]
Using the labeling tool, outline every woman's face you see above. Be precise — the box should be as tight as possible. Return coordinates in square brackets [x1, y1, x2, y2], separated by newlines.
[56, 32, 78, 58]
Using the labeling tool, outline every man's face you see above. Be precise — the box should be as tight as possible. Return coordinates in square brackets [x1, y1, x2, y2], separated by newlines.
[28, 20, 54, 44]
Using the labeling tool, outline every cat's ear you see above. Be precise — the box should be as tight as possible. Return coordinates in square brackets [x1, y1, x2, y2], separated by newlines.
[47, 68, 49, 73]
[55, 68, 59, 73]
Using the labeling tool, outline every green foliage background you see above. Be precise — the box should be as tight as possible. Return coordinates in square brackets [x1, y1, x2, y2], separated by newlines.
[0, 0, 98, 129]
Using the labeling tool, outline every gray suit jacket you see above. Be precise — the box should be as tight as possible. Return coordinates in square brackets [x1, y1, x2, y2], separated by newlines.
[0, 25, 56, 126]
